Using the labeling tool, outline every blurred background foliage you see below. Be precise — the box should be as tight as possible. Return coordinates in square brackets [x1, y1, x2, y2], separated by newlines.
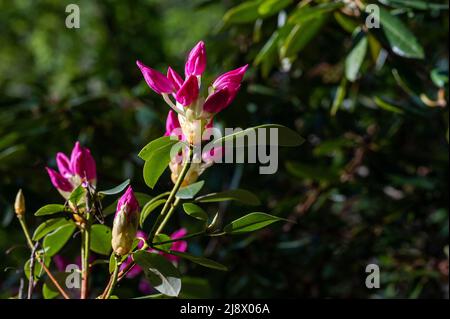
[0, 0, 448, 298]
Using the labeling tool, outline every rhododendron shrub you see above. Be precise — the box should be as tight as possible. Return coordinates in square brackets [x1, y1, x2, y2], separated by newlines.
[13, 41, 303, 299]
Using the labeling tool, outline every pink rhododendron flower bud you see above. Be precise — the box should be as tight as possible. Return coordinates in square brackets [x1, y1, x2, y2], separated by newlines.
[185, 41, 207, 76]
[202, 147, 223, 164]
[212, 65, 248, 92]
[46, 168, 74, 193]
[164, 110, 183, 140]
[203, 88, 232, 114]
[176, 75, 199, 106]
[167, 67, 184, 91]
[112, 186, 140, 256]
[70, 142, 96, 184]
[136, 60, 174, 94]
[119, 230, 147, 278]
[46, 141, 97, 199]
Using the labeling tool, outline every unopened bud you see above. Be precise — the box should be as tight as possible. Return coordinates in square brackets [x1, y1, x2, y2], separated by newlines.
[111, 187, 140, 256]
[14, 189, 26, 217]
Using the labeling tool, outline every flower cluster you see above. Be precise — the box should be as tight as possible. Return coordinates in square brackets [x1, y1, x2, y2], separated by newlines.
[137, 41, 247, 185]
[46, 142, 96, 198]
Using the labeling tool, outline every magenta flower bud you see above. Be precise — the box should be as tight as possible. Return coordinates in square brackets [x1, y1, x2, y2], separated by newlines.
[185, 41, 207, 76]
[46, 168, 74, 193]
[70, 142, 97, 183]
[56, 152, 72, 179]
[136, 60, 174, 94]
[175, 75, 199, 106]
[203, 88, 232, 113]
[213, 64, 248, 92]
[112, 186, 140, 256]
[167, 67, 184, 92]
[164, 110, 183, 139]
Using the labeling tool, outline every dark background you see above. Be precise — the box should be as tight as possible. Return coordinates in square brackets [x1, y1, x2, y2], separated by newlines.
[0, 0, 448, 298]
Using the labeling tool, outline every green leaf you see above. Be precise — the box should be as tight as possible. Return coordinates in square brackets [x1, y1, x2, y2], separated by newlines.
[98, 179, 130, 196]
[142, 138, 183, 189]
[374, 96, 405, 114]
[167, 251, 228, 271]
[254, 30, 280, 66]
[180, 277, 212, 299]
[140, 199, 166, 227]
[331, 77, 347, 116]
[345, 30, 368, 82]
[223, 0, 263, 24]
[376, 7, 424, 59]
[152, 234, 172, 251]
[32, 218, 72, 241]
[224, 212, 285, 234]
[431, 69, 448, 88]
[196, 189, 261, 206]
[288, 2, 344, 24]
[133, 251, 182, 297]
[43, 224, 76, 256]
[138, 136, 180, 160]
[258, 0, 292, 18]
[43, 283, 59, 299]
[176, 181, 205, 199]
[24, 254, 50, 281]
[280, 17, 326, 58]
[212, 124, 304, 148]
[68, 185, 86, 206]
[34, 204, 66, 216]
[378, 0, 448, 11]
[182, 203, 208, 221]
[90, 224, 112, 255]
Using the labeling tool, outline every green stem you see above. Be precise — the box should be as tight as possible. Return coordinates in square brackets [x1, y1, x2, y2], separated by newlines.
[104, 256, 120, 299]
[18, 216, 71, 299]
[155, 198, 180, 235]
[81, 214, 91, 299]
[148, 146, 193, 241]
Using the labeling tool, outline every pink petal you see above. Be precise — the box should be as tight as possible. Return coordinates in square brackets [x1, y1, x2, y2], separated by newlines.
[185, 41, 207, 76]
[213, 64, 248, 92]
[46, 167, 73, 192]
[203, 88, 232, 113]
[136, 60, 174, 94]
[175, 75, 199, 106]
[56, 152, 72, 178]
[167, 67, 184, 91]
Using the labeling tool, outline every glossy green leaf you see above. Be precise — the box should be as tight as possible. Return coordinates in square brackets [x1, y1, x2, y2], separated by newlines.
[212, 124, 304, 148]
[374, 96, 405, 114]
[98, 179, 130, 196]
[43, 283, 59, 299]
[180, 277, 212, 299]
[224, 212, 285, 234]
[196, 189, 261, 206]
[182, 203, 208, 221]
[331, 77, 347, 116]
[345, 31, 368, 82]
[138, 136, 180, 160]
[376, 7, 424, 59]
[32, 218, 72, 241]
[24, 254, 50, 281]
[258, 0, 292, 18]
[431, 69, 448, 88]
[143, 139, 183, 189]
[90, 224, 112, 255]
[68, 185, 85, 206]
[167, 251, 228, 271]
[176, 180, 205, 199]
[133, 250, 182, 297]
[152, 233, 172, 251]
[224, 0, 263, 24]
[140, 199, 166, 227]
[281, 17, 326, 58]
[34, 204, 66, 216]
[288, 2, 344, 24]
[43, 224, 76, 256]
